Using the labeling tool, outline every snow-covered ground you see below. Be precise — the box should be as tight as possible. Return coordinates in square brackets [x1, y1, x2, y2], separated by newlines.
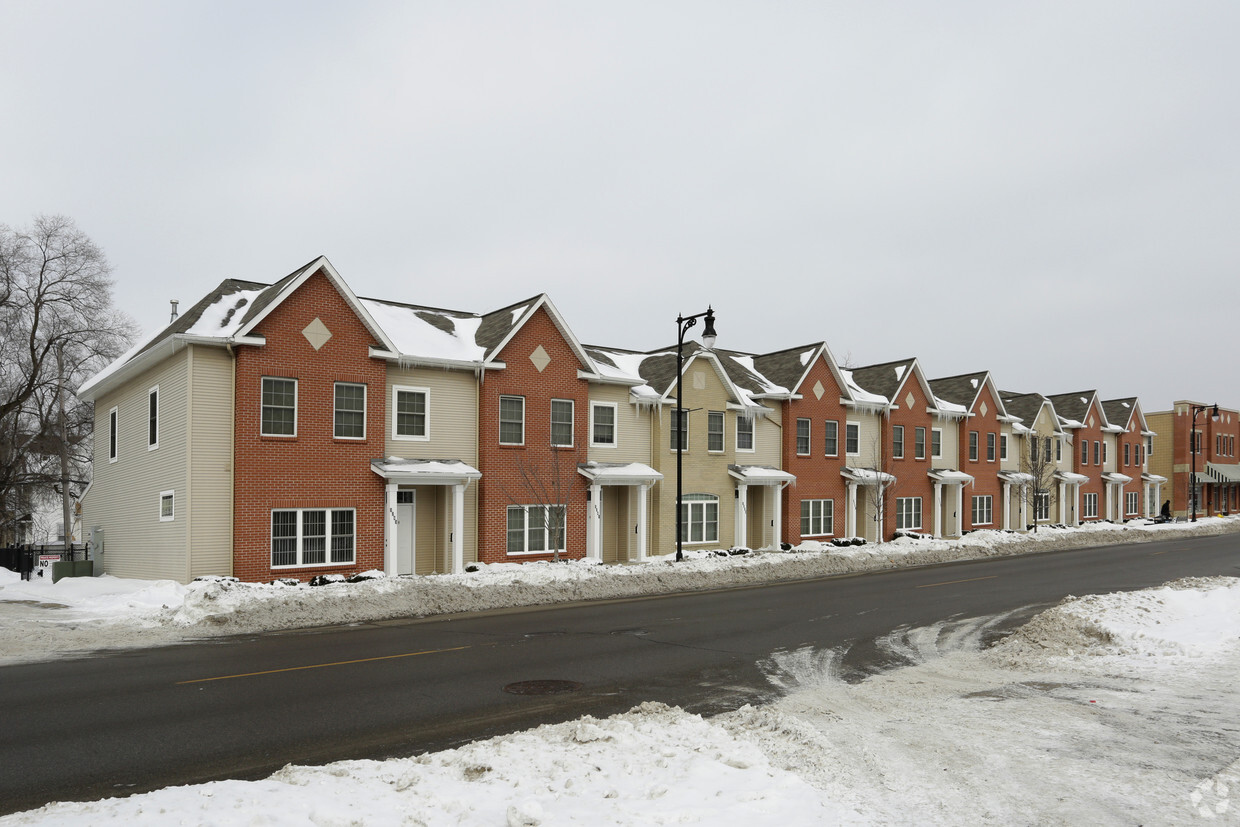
[3, 519, 1240, 824]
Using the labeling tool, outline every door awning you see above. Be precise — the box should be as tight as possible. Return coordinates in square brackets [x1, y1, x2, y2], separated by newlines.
[997, 471, 1034, 485]
[371, 458, 481, 485]
[1141, 472, 1168, 484]
[1054, 471, 1090, 485]
[928, 468, 974, 486]
[728, 465, 796, 486]
[1101, 472, 1133, 485]
[841, 466, 896, 486]
[577, 462, 663, 485]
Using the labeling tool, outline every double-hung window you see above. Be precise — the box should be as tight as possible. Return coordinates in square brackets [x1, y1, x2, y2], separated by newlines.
[1081, 439, 1089, 465]
[892, 425, 904, 459]
[931, 428, 942, 459]
[845, 422, 860, 456]
[159, 490, 175, 522]
[679, 494, 719, 543]
[896, 497, 922, 530]
[796, 418, 811, 456]
[914, 427, 926, 460]
[1094, 441, 1101, 465]
[999, 434, 1008, 461]
[500, 395, 525, 445]
[1035, 492, 1051, 521]
[262, 377, 297, 436]
[271, 508, 355, 567]
[986, 432, 996, 462]
[1056, 439, 1062, 461]
[1124, 443, 1130, 466]
[108, 406, 118, 462]
[394, 387, 429, 439]
[1044, 437, 1052, 463]
[1126, 491, 1139, 515]
[1101, 441, 1107, 464]
[824, 420, 838, 457]
[1083, 492, 1098, 518]
[736, 415, 754, 452]
[968, 431, 979, 462]
[506, 505, 566, 554]
[708, 411, 725, 452]
[148, 387, 159, 450]
[334, 382, 366, 439]
[800, 499, 833, 537]
[551, 399, 574, 447]
[971, 495, 993, 526]
[591, 402, 616, 447]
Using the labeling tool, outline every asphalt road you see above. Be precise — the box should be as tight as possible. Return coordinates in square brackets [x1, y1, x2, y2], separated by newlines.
[2, 532, 1238, 815]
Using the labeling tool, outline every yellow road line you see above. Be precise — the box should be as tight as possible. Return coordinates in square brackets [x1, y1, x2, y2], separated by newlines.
[176, 645, 472, 685]
[916, 575, 998, 589]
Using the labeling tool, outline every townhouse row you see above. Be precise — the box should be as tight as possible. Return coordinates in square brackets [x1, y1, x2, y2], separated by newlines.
[78, 257, 1172, 583]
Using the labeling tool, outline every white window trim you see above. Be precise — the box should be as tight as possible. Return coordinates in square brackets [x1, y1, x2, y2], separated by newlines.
[261, 377, 298, 438]
[824, 420, 839, 457]
[707, 410, 726, 453]
[159, 490, 175, 522]
[845, 421, 861, 457]
[590, 401, 618, 448]
[800, 498, 834, 537]
[986, 432, 996, 462]
[271, 507, 357, 568]
[392, 385, 431, 442]
[796, 418, 811, 457]
[931, 427, 943, 459]
[1035, 492, 1051, 522]
[148, 386, 159, 451]
[892, 425, 904, 460]
[551, 399, 575, 448]
[914, 426, 926, 460]
[334, 382, 367, 441]
[671, 409, 689, 452]
[506, 504, 567, 556]
[499, 395, 525, 446]
[968, 431, 979, 462]
[1126, 491, 1139, 516]
[999, 433, 1008, 461]
[108, 406, 118, 463]
[896, 497, 923, 530]
[735, 414, 755, 454]
[679, 494, 720, 544]
[971, 494, 993, 526]
[1083, 492, 1099, 518]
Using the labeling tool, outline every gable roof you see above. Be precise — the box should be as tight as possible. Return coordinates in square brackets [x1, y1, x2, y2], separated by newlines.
[929, 371, 1009, 420]
[849, 357, 941, 415]
[751, 341, 855, 403]
[999, 390, 1059, 435]
[628, 343, 786, 412]
[1046, 390, 1107, 430]
[1101, 397, 1153, 435]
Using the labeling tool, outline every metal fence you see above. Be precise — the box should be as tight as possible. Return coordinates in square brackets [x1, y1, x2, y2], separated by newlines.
[0, 544, 88, 581]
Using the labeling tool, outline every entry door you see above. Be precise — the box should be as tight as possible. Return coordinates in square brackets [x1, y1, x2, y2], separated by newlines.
[396, 490, 416, 575]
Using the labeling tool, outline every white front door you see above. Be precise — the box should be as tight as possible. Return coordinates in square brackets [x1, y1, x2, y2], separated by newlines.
[396, 490, 416, 575]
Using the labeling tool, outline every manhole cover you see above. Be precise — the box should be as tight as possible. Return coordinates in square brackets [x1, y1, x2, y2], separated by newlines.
[503, 679, 584, 696]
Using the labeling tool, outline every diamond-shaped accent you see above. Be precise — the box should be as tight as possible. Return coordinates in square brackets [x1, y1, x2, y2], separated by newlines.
[980, 401, 988, 417]
[813, 380, 825, 400]
[1088, 416, 1095, 428]
[529, 345, 551, 373]
[905, 392, 915, 409]
[302, 318, 332, 351]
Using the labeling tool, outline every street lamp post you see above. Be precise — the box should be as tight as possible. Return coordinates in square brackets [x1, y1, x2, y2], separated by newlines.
[674, 307, 717, 562]
[1190, 402, 1219, 522]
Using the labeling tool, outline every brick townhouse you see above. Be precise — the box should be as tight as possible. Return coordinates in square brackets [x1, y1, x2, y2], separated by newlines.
[1147, 402, 1240, 518]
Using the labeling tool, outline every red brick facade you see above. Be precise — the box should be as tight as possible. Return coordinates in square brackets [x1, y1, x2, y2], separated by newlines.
[1071, 399, 1107, 522]
[1167, 404, 1240, 516]
[884, 376, 935, 538]
[960, 382, 1003, 532]
[779, 356, 849, 543]
[232, 269, 387, 582]
[476, 305, 591, 564]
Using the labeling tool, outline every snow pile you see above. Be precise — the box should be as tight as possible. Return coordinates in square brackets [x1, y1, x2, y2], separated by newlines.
[3, 517, 1240, 666]
[7, 578, 1240, 825]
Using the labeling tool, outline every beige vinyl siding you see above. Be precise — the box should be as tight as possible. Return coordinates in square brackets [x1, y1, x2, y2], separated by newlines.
[750, 412, 781, 467]
[1146, 412, 1173, 485]
[650, 361, 736, 553]
[186, 345, 235, 578]
[1000, 423, 1019, 471]
[848, 411, 883, 466]
[587, 384, 650, 463]
[83, 348, 191, 581]
[931, 418, 959, 469]
[384, 364, 480, 565]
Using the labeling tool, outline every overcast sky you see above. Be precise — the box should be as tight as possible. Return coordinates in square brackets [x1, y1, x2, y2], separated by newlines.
[5, 1, 1237, 411]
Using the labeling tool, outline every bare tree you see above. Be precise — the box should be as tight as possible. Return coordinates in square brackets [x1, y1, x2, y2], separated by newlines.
[501, 449, 576, 562]
[860, 428, 894, 543]
[0, 216, 135, 541]
[1019, 432, 1058, 533]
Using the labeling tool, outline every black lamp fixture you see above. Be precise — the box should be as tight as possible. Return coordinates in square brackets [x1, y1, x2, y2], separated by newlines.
[1190, 402, 1219, 522]
[674, 307, 717, 562]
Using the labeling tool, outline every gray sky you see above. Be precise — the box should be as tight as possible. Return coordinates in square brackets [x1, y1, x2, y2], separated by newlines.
[5, 1, 1238, 412]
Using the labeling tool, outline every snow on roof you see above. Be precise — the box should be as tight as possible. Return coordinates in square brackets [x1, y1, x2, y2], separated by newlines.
[935, 397, 969, 415]
[894, 364, 906, 381]
[929, 469, 975, 484]
[841, 467, 896, 485]
[577, 462, 663, 483]
[183, 288, 268, 337]
[361, 300, 486, 363]
[798, 349, 813, 366]
[729, 354, 789, 397]
[1058, 417, 1086, 429]
[970, 378, 979, 389]
[839, 369, 888, 406]
[728, 465, 796, 484]
[371, 458, 481, 480]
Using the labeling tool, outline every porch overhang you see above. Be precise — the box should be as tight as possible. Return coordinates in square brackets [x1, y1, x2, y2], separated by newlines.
[997, 471, 1034, 485]
[1054, 471, 1090, 485]
[1141, 472, 1168, 484]
[928, 469, 974, 486]
[841, 467, 896, 486]
[371, 458, 481, 485]
[1101, 472, 1133, 485]
[577, 462, 663, 486]
[728, 464, 796, 487]
[1205, 462, 1240, 484]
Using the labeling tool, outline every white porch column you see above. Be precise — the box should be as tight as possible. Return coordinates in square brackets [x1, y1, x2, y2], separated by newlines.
[1073, 485, 1081, 526]
[772, 484, 785, 549]
[588, 483, 602, 562]
[1105, 484, 1114, 522]
[1019, 484, 1028, 530]
[1058, 482, 1066, 524]
[846, 482, 857, 538]
[451, 483, 465, 574]
[952, 485, 963, 536]
[933, 482, 943, 538]
[636, 483, 649, 562]
[384, 482, 398, 576]
[1002, 482, 1011, 531]
[735, 483, 749, 549]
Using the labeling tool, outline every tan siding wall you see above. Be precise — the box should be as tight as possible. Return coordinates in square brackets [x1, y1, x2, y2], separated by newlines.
[187, 345, 235, 578]
[931, 418, 959, 469]
[587, 385, 650, 464]
[751, 411, 782, 467]
[1147, 411, 1174, 485]
[82, 348, 191, 581]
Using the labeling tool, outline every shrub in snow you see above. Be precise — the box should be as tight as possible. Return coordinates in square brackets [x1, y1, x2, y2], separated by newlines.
[346, 571, 384, 583]
[728, 547, 751, 556]
[270, 578, 299, 587]
[894, 530, 931, 541]
[309, 574, 346, 586]
[193, 575, 239, 583]
[465, 563, 482, 573]
[780, 542, 792, 551]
